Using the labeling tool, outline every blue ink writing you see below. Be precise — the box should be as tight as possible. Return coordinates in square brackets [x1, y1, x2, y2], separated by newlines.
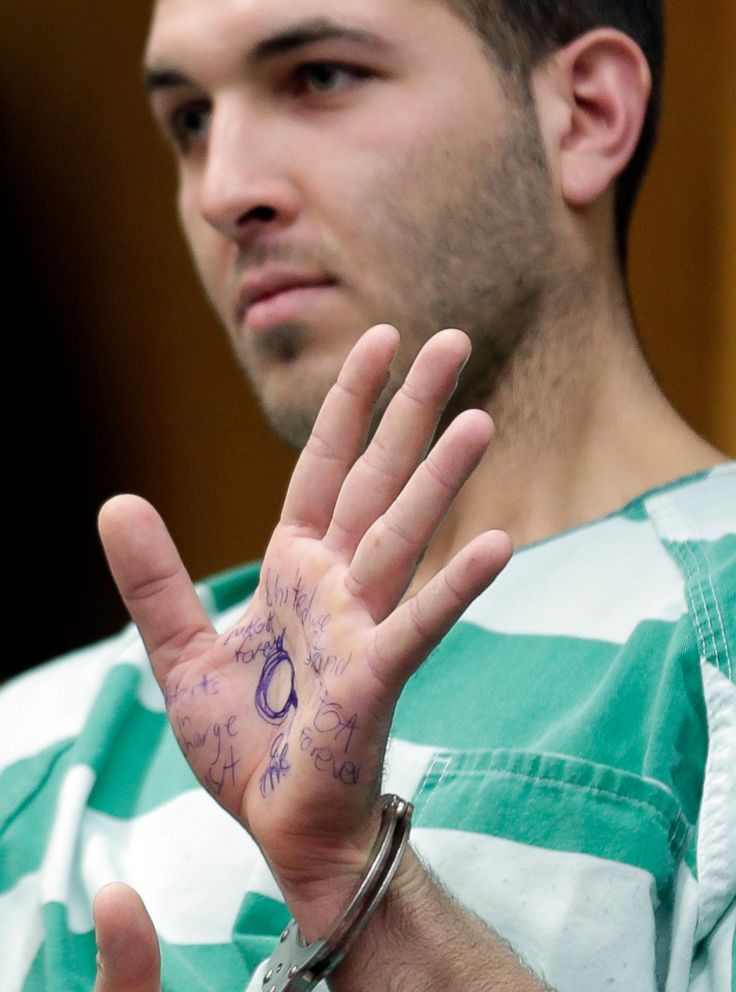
[205, 745, 240, 796]
[224, 613, 278, 665]
[313, 694, 358, 753]
[264, 569, 331, 640]
[176, 714, 237, 758]
[259, 734, 291, 796]
[305, 645, 352, 678]
[165, 672, 221, 707]
[255, 635, 298, 724]
[299, 726, 360, 785]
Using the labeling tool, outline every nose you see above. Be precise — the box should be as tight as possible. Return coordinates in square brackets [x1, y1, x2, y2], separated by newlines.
[198, 99, 301, 243]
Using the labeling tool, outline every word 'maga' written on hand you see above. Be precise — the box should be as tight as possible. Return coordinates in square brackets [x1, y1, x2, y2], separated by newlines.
[176, 713, 241, 797]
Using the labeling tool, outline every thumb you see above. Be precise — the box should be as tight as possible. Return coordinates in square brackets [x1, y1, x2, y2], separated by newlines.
[93, 883, 161, 992]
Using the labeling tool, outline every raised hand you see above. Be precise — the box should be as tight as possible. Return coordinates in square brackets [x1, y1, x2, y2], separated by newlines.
[98, 325, 511, 928]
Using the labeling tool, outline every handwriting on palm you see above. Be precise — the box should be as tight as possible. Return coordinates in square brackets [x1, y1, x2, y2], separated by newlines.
[99, 325, 511, 881]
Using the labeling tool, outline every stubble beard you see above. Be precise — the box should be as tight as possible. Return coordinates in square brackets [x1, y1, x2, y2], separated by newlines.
[242, 321, 324, 448]
[231, 98, 557, 450]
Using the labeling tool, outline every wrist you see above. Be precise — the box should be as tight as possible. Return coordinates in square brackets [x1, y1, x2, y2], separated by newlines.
[274, 811, 384, 943]
[276, 797, 420, 946]
[328, 846, 442, 986]
[264, 840, 430, 992]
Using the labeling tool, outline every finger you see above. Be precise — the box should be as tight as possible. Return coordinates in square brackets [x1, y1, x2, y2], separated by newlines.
[98, 495, 215, 685]
[280, 324, 400, 536]
[323, 329, 471, 558]
[370, 531, 512, 693]
[93, 883, 161, 992]
[348, 409, 494, 619]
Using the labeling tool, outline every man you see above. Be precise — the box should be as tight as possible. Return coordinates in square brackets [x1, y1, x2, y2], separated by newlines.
[1, 1, 733, 990]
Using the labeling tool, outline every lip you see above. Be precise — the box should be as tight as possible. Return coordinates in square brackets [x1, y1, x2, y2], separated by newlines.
[234, 270, 337, 332]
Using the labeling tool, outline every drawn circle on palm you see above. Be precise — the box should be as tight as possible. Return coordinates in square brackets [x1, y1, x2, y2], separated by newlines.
[255, 642, 298, 725]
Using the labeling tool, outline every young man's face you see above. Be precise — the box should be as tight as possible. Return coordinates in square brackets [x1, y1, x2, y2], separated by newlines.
[146, 0, 554, 445]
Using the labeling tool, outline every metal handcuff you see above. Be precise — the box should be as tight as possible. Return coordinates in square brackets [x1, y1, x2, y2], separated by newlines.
[261, 794, 413, 992]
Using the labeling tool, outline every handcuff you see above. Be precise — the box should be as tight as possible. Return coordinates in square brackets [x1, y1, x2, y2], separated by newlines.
[261, 794, 413, 992]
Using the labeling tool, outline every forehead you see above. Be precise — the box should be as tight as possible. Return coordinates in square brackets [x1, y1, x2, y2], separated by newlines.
[145, 0, 478, 74]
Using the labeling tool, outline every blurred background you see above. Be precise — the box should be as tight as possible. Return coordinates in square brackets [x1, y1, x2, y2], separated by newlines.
[2, 0, 734, 679]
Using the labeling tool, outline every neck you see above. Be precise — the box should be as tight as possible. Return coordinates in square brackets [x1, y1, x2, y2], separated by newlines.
[414, 263, 727, 585]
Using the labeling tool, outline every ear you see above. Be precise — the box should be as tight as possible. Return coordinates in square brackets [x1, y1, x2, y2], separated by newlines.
[540, 29, 652, 208]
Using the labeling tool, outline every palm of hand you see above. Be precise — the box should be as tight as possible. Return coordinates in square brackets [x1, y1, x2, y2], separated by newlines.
[164, 539, 390, 867]
[99, 325, 511, 891]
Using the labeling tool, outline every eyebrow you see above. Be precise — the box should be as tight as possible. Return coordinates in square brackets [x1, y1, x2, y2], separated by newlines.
[145, 17, 393, 94]
[145, 68, 192, 93]
[247, 17, 393, 65]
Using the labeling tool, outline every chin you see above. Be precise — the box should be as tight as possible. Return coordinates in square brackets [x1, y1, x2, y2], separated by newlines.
[255, 363, 338, 450]
[236, 317, 372, 447]
[260, 397, 324, 450]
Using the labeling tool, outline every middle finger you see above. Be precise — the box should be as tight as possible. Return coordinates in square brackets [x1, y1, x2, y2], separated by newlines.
[322, 328, 471, 558]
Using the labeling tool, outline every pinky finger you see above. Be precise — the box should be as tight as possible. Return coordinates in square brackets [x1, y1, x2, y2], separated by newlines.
[370, 531, 512, 693]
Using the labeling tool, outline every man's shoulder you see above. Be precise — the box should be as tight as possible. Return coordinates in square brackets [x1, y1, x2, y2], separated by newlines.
[459, 462, 734, 654]
[641, 460, 736, 547]
[642, 461, 736, 679]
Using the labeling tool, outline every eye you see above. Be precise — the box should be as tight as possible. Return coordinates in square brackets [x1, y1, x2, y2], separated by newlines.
[293, 62, 369, 96]
[169, 101, 211, 151]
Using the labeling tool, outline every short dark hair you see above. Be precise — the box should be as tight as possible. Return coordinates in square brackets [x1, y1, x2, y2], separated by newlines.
[443, 0, 665, 269]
